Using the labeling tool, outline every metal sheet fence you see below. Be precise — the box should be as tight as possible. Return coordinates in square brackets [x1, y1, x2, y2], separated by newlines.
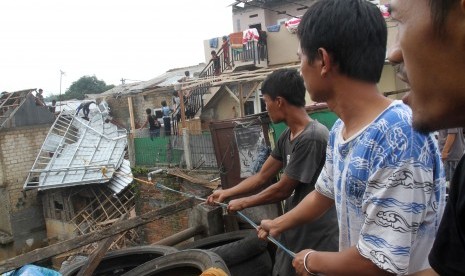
[188, 132, 217, 169]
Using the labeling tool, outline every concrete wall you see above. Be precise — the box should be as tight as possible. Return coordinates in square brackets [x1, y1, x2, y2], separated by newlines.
[232, 7, 266, 33]
[266, 27, 300, 66]
[232, 1, 313, 32]
[262, 2, 310, 27]
[0, 124, 51, 258]
[203, 37, 226, 64]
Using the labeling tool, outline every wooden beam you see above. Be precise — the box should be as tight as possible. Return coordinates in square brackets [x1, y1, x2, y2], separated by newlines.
[179, 88, 187, 129]
[0, 198, 196, 274]
[244, 81, 261, 103]
[76, 231, 119, 276]
[224, 85, 240, 103]
[127, 96, 136, 166]
[239, 83, 244, 117]
[127, 96, 136, 133]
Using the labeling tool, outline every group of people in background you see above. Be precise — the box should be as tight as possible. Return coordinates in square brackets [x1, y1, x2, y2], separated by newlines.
[207, 0, 465, 275]
[138, 100, 173, 139]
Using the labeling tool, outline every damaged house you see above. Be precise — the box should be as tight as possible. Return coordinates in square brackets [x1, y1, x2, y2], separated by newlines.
[0, 92, 135, 261]
[21, 101, 135, 261]
[0, 89, 56, 259]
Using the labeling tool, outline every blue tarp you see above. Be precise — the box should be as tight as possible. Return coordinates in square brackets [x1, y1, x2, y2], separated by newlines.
[2, 264, 61, 276]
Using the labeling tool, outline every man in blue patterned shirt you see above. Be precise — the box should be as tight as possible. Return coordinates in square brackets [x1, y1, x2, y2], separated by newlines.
[258, 0, 446, 275]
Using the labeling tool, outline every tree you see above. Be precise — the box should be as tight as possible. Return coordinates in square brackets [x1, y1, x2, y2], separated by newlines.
[61, 75, 115, 100]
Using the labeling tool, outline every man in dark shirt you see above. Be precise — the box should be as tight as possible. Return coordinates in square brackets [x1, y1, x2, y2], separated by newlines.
[388, 0, 465, 275]
[49, 100, 57, 114]
[139, 108, 160, 140]
[35, 89, 45, 106]
[76, 101, 95, 119]
[210, 50, 221, 76]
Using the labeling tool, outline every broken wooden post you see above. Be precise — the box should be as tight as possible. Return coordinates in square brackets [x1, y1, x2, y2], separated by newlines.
[0, 198, 195, 274]
[127, 96, 136, 166]
[152, 225, 205, 246]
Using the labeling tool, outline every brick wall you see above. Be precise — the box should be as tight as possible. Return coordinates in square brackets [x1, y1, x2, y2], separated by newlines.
[105, 91, 174, 130]
[135, 177, 189, 244]
[0, 125, 49, 209]
[0, 124, 50, 255]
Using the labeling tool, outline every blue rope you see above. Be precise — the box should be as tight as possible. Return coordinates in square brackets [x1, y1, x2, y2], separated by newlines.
[155, 182, 296, 258]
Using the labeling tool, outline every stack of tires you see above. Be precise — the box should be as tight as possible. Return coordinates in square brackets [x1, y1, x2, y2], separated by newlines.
[60, 230, 272, 276]
[60, 245, 230, 276]
[176, 230, 273, 276]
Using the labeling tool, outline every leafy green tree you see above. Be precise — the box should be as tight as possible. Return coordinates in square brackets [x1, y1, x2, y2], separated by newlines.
[61, 75, 115, 100]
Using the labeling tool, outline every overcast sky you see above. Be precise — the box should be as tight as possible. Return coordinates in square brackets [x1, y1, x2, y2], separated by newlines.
[0, 0, 233, 97]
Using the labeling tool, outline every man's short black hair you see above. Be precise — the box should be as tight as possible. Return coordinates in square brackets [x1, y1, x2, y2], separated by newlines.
[429, 0, 459, 34]
[145, 108, 151, 114]
[298, 0, 387, 83]
[260, 68, 306, 107]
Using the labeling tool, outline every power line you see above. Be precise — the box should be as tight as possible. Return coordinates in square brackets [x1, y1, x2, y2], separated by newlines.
[281, 0, 309, 8]
[236, 0, 299, 18]
[120, 78, 143, 85]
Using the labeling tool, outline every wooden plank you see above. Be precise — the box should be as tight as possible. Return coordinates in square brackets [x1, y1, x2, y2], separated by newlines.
[127, 96, 136, 165]
[127, 96, 136, 133]
[76, 214, 127, 276]
[239, 83, 244, 117]
[0, 198, 196, 274]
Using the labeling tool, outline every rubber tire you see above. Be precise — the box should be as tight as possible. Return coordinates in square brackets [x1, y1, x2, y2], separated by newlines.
[176, 229, 256, 250]
[209, 234, 268, 267]
[121, 249, 230, 276]
[60, 245, 178, 276]
[228, 250, 272, 276]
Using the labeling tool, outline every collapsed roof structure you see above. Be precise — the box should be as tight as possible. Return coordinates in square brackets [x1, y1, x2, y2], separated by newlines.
[23, 101, 133, 195]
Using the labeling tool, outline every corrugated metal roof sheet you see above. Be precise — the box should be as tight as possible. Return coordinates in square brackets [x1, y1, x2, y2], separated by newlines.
[24, 101, 133, 194]
[99, 63, 206, 97]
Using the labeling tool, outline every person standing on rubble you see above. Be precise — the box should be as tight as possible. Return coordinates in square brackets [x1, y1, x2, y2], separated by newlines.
[207, 68, 338, 276]
[76, 101, 96, 119]
[35, 89, 45, 106]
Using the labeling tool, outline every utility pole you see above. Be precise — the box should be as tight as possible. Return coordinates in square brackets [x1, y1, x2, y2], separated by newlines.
[59, 70, 65, 112]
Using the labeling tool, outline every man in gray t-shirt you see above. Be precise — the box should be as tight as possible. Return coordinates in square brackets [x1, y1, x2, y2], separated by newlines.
[438, 128, 465, 182]
[207, 69, 338, 276]
[270, 122, 338, 276]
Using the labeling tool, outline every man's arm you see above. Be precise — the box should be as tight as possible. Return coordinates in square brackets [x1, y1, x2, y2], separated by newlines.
[139, 118, 148, 129]
[257, 191, 394, 276]
[408, 268, 439, 276]
[258, 190, 334, 238]
[441, 132, 456, 160]
[206, 156, 283, 204]
[292, 247, 394, 276]
[227, 173, 299, 211]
